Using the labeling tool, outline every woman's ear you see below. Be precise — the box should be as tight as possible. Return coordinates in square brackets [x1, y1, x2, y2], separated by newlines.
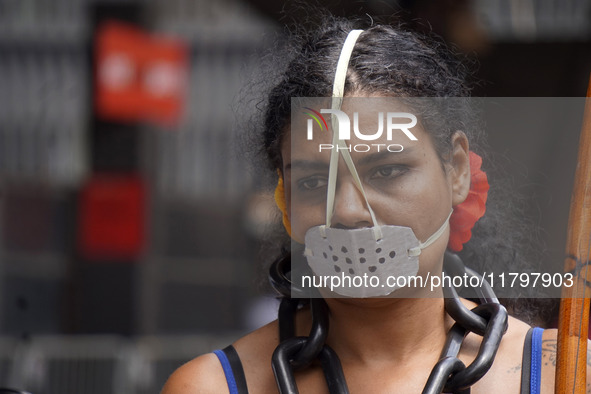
[449, 131, 471, 206]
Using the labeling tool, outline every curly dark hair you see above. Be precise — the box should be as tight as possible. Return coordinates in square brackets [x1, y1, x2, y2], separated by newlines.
[263, 18, 474, 170]
[250, 15, 555, 326]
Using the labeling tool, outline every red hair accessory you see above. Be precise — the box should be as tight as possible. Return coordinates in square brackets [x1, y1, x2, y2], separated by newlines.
[447, 152, 489, 252]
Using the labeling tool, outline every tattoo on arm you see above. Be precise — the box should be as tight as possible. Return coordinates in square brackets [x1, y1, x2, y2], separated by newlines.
[542, 339, 557, 367]
[541, 339, 591, 368]
[507, 364, 521, 374]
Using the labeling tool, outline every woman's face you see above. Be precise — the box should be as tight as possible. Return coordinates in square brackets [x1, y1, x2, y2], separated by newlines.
[281, 98, 471, 277]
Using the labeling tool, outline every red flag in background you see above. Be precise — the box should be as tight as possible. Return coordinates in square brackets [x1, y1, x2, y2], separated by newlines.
[95, 21, 188, 126]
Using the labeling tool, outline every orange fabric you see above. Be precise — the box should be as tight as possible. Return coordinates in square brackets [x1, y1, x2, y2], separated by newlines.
[448, 152, 489, 252]
[274, 174, 292, 237]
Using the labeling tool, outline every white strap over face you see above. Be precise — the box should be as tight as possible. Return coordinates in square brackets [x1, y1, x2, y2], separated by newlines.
[408, 210, 453, 256]
[324, 29, 383, 241]
[303, 30, 453, 298]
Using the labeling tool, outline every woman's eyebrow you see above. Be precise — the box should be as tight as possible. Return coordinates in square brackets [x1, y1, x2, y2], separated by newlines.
[285, 160, 330, 172]
[357, 147, 415, 166]
[286, 148, 415, 171]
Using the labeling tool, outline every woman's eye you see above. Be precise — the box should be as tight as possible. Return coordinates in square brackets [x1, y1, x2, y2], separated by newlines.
[297, 177, 328, 191]
[371, 165, 406, 179]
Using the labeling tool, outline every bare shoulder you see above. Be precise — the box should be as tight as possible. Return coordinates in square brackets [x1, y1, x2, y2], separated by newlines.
[485, 321, 558, 393]
[503, 314, 532, 347]
[232, 319, 282, 393]
[162, 319, 281, 394]
[488, 314, 531, 371]
[161, 353, 228, 394]
[232, 318, 280, 359]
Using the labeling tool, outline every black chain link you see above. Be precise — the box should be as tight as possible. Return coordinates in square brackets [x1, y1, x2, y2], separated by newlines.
[269, 251, 508, 394]
[272, 337, 350, 394]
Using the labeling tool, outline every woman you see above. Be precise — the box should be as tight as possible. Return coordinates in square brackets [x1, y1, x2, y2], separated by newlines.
[163, 17, 564, 393]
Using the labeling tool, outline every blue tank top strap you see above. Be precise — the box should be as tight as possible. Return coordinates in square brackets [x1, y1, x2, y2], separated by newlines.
[213, 345, 249, 394]
[529, 327, 543, 394]
[520, 327, 543, 394]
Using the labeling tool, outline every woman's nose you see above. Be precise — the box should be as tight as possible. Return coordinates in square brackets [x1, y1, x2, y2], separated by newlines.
[330, 180, 373, 229]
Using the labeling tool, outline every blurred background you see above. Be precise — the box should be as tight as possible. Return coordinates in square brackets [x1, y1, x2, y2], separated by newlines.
[0, 0, 590, 392]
